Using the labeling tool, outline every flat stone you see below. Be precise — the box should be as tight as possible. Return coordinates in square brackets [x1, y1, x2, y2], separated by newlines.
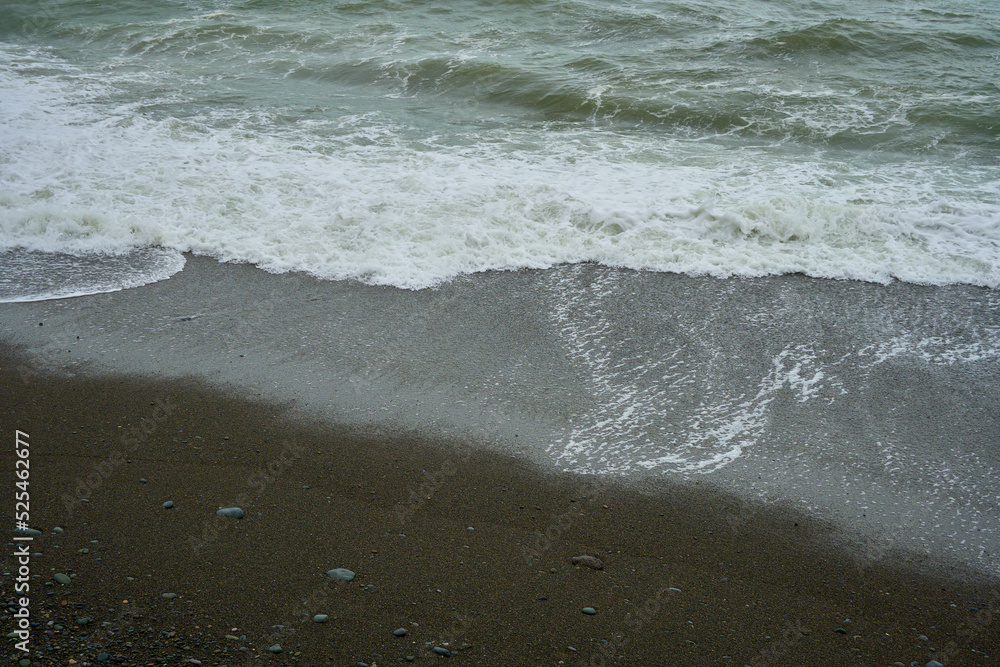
[162, 593, 178, 600]
[431, 647, 451, 656]
[54, 573, 71, 585]
[15, 527, 41, 536]
[326, 568, 355, 582]
[163, 501, 174, 508]
[216, 507, 244, 519]
[927, 662, 944, 667]
[268, 645, 282, 653]
[312, 614, 329, 623]
[393, 627, 407, 637]
[582, 607, 597, 615]
[571, 555, 604, 570]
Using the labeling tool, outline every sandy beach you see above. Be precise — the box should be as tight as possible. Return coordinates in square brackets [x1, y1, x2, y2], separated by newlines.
[2, 345, 999, 666]
[2, 257, 998, 665]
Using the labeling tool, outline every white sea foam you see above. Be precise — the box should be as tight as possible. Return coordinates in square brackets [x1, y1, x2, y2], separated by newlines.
[2, 47, 999, 294]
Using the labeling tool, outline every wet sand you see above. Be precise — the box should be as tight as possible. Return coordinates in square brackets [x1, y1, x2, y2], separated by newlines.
[2, 347, 999, 666]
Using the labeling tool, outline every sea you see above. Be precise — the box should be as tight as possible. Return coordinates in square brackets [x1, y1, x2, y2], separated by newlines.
[1, 0, 998, 299]
[2, 0, 1000, 576]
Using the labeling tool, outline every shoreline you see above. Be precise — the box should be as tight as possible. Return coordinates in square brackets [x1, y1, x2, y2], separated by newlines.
[2, 348, 1000, 665]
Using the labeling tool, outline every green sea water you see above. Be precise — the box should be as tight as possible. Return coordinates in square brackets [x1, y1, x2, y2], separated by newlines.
[2, 0, 998, 292]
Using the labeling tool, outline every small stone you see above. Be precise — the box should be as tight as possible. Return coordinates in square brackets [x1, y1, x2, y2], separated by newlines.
[189, 660, 202, 665]
[225, 635, 240, 640]
[15, 527, 41, 536]
[582, 607, 597, 615]
[19, 659, 31, 667]
[917, 634, 929, 642]
[393, 627, 407, 637]
[326, 568, 355, 582]
[78, 548, 89, 554]
[96, 655, 109, 663]
[571, 555, 604, 570]
[54, 573, 71, 585]
[405, 657, 415, 663]
[53, 526, 64, 533]
[140, 478, 147, 483]
[312, 614, 329, 623]
[268, 644, 282, 653]
[927, 662, 944, 667]
[162, 592, 178, 599]
[432, 647, 452, 656]
[77, 616, 91, 625]
[163, 501, 174, 509]
[834, 628, 848, 634]
[217, 507, 244, 519]
[667, 587, 682, 593]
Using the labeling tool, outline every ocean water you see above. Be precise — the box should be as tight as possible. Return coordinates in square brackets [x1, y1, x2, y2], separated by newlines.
[1, 0, 998, 296]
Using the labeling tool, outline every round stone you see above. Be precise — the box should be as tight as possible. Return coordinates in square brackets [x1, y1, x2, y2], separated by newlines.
[393, 627, 407, 637]
[268, 644, 282, 653]
[163, 501, 174, 509]
[54, 573, 71, 585]
[326, 568, 355, 582]
[312, 614, 329, 623]
[582, 607, 597, 615]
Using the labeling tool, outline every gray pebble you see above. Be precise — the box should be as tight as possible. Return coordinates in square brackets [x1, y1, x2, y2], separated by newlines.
[582, 607, 597, 615]
[162, 501, 174, 509]
[268, 644, 282, 653]
[326, 568, 355, 582]
[393, 628, 407, 637]
[54, 573, 71, 585]
[162, 592, 178, 600]
[216, 507, 244, 519]
[571, 555, 604, 570]
[52, 527, 63, 533]
[927, 662, 944, 667]
[431, 647, 451, 656]
[312, 614, 329, 623]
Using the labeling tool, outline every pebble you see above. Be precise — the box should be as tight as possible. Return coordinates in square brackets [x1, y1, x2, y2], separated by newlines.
[312, 614, 329, 623]
[268, 645, 282, 653]
[77, 617, 91, 625]
[927, 662, 944, 667]
[582, 607, 597, 615]
[432, 647, 452, 656]
[15, 527, 41, 536]
[917, 634, 929, 642]
[140, 478, 147, 483]
[217, 507, 244, 519]
[52, 527, 63, 533]
[393, 628, 407, 637]
[162, 593, 178, 600]
[54, 573, 71, 585]
[326, 568, 356, 582]
[834, 628, 848, 634]
[667, 587, 682, 593]
[163, 501, 174, 509]
[571, 555, 604, 570]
